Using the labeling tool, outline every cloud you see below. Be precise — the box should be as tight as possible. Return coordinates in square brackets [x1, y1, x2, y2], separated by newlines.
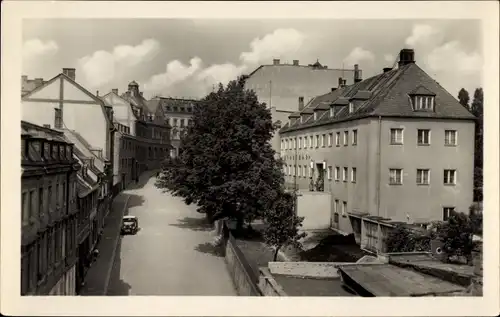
[143, 28, 306, 97]
[404, 24, 482, 96]
[23, 39, 59, 60]
[78, 39, 160, 88]
[343, 47, 375, 66]
[240, 28, 305, 65]
[384, 54, 395, 63]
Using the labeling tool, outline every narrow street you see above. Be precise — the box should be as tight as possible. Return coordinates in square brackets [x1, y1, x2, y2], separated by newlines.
[106, 175, 236, 295]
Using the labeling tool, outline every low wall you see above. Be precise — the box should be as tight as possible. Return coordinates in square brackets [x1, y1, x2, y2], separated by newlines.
[258, 267, 288, 296]
[297, 192, 331, 230]
[220, 220, 262, 296]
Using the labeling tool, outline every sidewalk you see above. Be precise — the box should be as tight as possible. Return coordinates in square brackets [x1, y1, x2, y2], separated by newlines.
[79, 193, 131, 296]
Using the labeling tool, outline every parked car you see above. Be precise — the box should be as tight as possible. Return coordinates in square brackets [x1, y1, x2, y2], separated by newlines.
[121, 215, 138, 235]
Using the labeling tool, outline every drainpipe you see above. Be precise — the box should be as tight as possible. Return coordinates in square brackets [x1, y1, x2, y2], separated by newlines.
[376, 116, 382, 253]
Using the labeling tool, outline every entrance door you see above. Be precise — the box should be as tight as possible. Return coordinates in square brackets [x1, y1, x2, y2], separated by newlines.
[315, 163, 325, 191]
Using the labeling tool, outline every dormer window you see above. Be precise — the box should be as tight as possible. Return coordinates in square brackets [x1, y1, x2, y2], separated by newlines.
[329, 107, 334, 117]
[413, 95, 434, 111]
[313, 112, 317, 120]
[43, 142, 50, 160]
[349, 102, 354, 114]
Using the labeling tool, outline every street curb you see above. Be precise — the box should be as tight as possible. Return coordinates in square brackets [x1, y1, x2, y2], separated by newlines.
[101, 195, 131, 295]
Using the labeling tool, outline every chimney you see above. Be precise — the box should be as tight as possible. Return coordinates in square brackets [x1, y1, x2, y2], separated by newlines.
[62, 68, 76, 81]
[338, 77, 346, 88]
[383, 67, 392, 73]
[34, 78, 44, 87]
[96, 90, 99, 97]
[112, 88, 118, 95]
[273, 59, 280, 65]
[22, 75, 28, 82]
[354, 64, 362, 83]
[293, 60, 299, 66]
[398, 49, 415, 68]
[331, 87, 337, 92]
[298, 96, 304, 111]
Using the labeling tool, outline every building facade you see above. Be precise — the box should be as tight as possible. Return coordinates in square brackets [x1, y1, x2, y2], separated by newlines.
[21, 121, 80, 295]
[244, 59, 361, 154]
[120, 81, 172, 172]
[152, 97, 198, 157]
[21, 68, 116, 195]
[279, 49, 476, 253]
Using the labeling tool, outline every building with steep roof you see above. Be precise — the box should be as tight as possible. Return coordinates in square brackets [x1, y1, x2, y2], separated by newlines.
[279, 49, 476, 253]
[244, 59, 361, 154]
[116, 81, 172, 172]
[151, 96, 199, 157]
[21, 121, 80, 295]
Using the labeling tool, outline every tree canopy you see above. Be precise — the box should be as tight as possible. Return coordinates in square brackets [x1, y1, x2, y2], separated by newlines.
[458, 88, 470, 109]
[471, 88, 483, 201]
[156, 77, 285, 228]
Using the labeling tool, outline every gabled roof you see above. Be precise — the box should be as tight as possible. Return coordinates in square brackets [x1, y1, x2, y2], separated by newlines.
[62, 130, 105, 173]
[281, 63, 476, 133]
[21, 72, 113, 127]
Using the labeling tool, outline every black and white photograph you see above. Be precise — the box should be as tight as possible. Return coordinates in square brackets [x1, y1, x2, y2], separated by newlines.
[1, 1, 499, 316]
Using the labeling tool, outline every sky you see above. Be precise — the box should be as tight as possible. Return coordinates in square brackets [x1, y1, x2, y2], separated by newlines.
[22, 19, 483, 100]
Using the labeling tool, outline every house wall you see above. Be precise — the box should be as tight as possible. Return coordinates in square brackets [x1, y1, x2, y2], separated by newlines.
[280, 116, 475, 235]
[102, 93, 137, 136]
[296, 192, 331, 230]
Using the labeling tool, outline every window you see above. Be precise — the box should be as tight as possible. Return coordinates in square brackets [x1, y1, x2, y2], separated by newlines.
[417, 129, 431, 145]
[413, 95, 434, 110]
[327, 166, 332, 180]
[298, 165, 302, 177]
[445, 130, 457, 146]
[298, 137, 302, 149]
[321, 134, 326, 147]
[54, 108, 62, 128]
[417, 169, 430, 185]
[443, 207, 455, 221]
[39, 188, 44, 217]
[352, 129, 358, 145]
[389, 169, 403, 185]
[335, 199, 340, 215]
[342, 201, 347, 216]
[334, 212, 339, 223]
[390, 128, 404, 144]
[351, 167, 357, 183]
[30, 190, 37, 221]
[343, 131, 348, 146]
[335, 132, 340, 146]
[314, 112, 318, 120]
[309, 136, 313, 148]
[315, 135, 319, 148]
[328, 133, 333, 147]
[444, 169, 456, 185]
[342, 167, 348, 182]
[173, 118, 178, 126]
[349, 102, 354, 113]
[308, 166, 312, 177]
[335, 167, 340, 181]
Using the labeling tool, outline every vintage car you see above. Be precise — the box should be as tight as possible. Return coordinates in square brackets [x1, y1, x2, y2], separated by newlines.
[121, 215, 138, 235]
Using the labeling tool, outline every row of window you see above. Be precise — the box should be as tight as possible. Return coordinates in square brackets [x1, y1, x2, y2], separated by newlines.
[165, 105, 193, 113]
[390, 128, 457, 146]
[116, 123, 130, 135]
[22, 180, 77, 226]
[171, 118, 192, 128]
[282, 130, 358, 151]
[389, 168, 457, 185]
[22, 139, 73, 162]
[285, 165, 457, 186]
[21, 217, 77, 295]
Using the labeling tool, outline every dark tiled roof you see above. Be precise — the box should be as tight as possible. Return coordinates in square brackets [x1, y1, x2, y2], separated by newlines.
[281, 63, 476, 133]
[121, 91, 157, 114]
[154, 97, 200, 114]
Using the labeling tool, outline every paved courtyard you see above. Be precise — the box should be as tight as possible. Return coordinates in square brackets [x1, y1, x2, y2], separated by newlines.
[106, 175, 236, 296]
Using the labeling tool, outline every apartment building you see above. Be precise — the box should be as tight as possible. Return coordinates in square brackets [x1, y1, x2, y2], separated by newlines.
[21, 121, 80, 295]
[151, 97, 198, 157]
[22, 75, 47, 96]
[101, 89, 140, 191]
[120, 81, 171, 172]
[279, 49, 476, 253]
[21, 68, 115, 196]
[244, 59, 361, 154]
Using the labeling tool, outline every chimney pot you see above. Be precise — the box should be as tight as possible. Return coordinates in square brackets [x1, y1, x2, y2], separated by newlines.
[398, 48, 415, 68]
[338, 77, 346, 88]
[331, 87, 337, 92]
[112, 88, 118, 95]
[354, 64, 363, 83]
[383, 67, 392, 73]
[62, 68, 76, 81]
[96, 90, 99, 96]
[293, 60, 299, 66]
[298, 96, 304, 111]
[273, 59, 280, 65]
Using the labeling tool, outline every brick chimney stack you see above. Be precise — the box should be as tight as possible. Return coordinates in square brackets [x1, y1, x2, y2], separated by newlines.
[62, 68, 76, 81]
[273, 59, 280, 65]
[354, 64, 362, 83]
[112, 88, 119, 95]
[398, 49, 415, 68]
[298, 96, 304, 111]
[293, 60, 299, 66]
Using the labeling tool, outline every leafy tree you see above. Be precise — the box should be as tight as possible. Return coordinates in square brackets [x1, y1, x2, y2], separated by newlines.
[156, 77, 284, 231]
[457, 88, 470, 109]
[263, 191, 306, 261]
[386, 224, 434, 253]
[438, 211, 474, 263]
[469, 204, 483, 236]
[471, 88, 484, 201]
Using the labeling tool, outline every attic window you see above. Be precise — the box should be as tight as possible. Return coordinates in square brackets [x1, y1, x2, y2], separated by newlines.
[348, 102, 354, 114]
[313, 112, 318, 120]
[412, 95, 435, 111]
